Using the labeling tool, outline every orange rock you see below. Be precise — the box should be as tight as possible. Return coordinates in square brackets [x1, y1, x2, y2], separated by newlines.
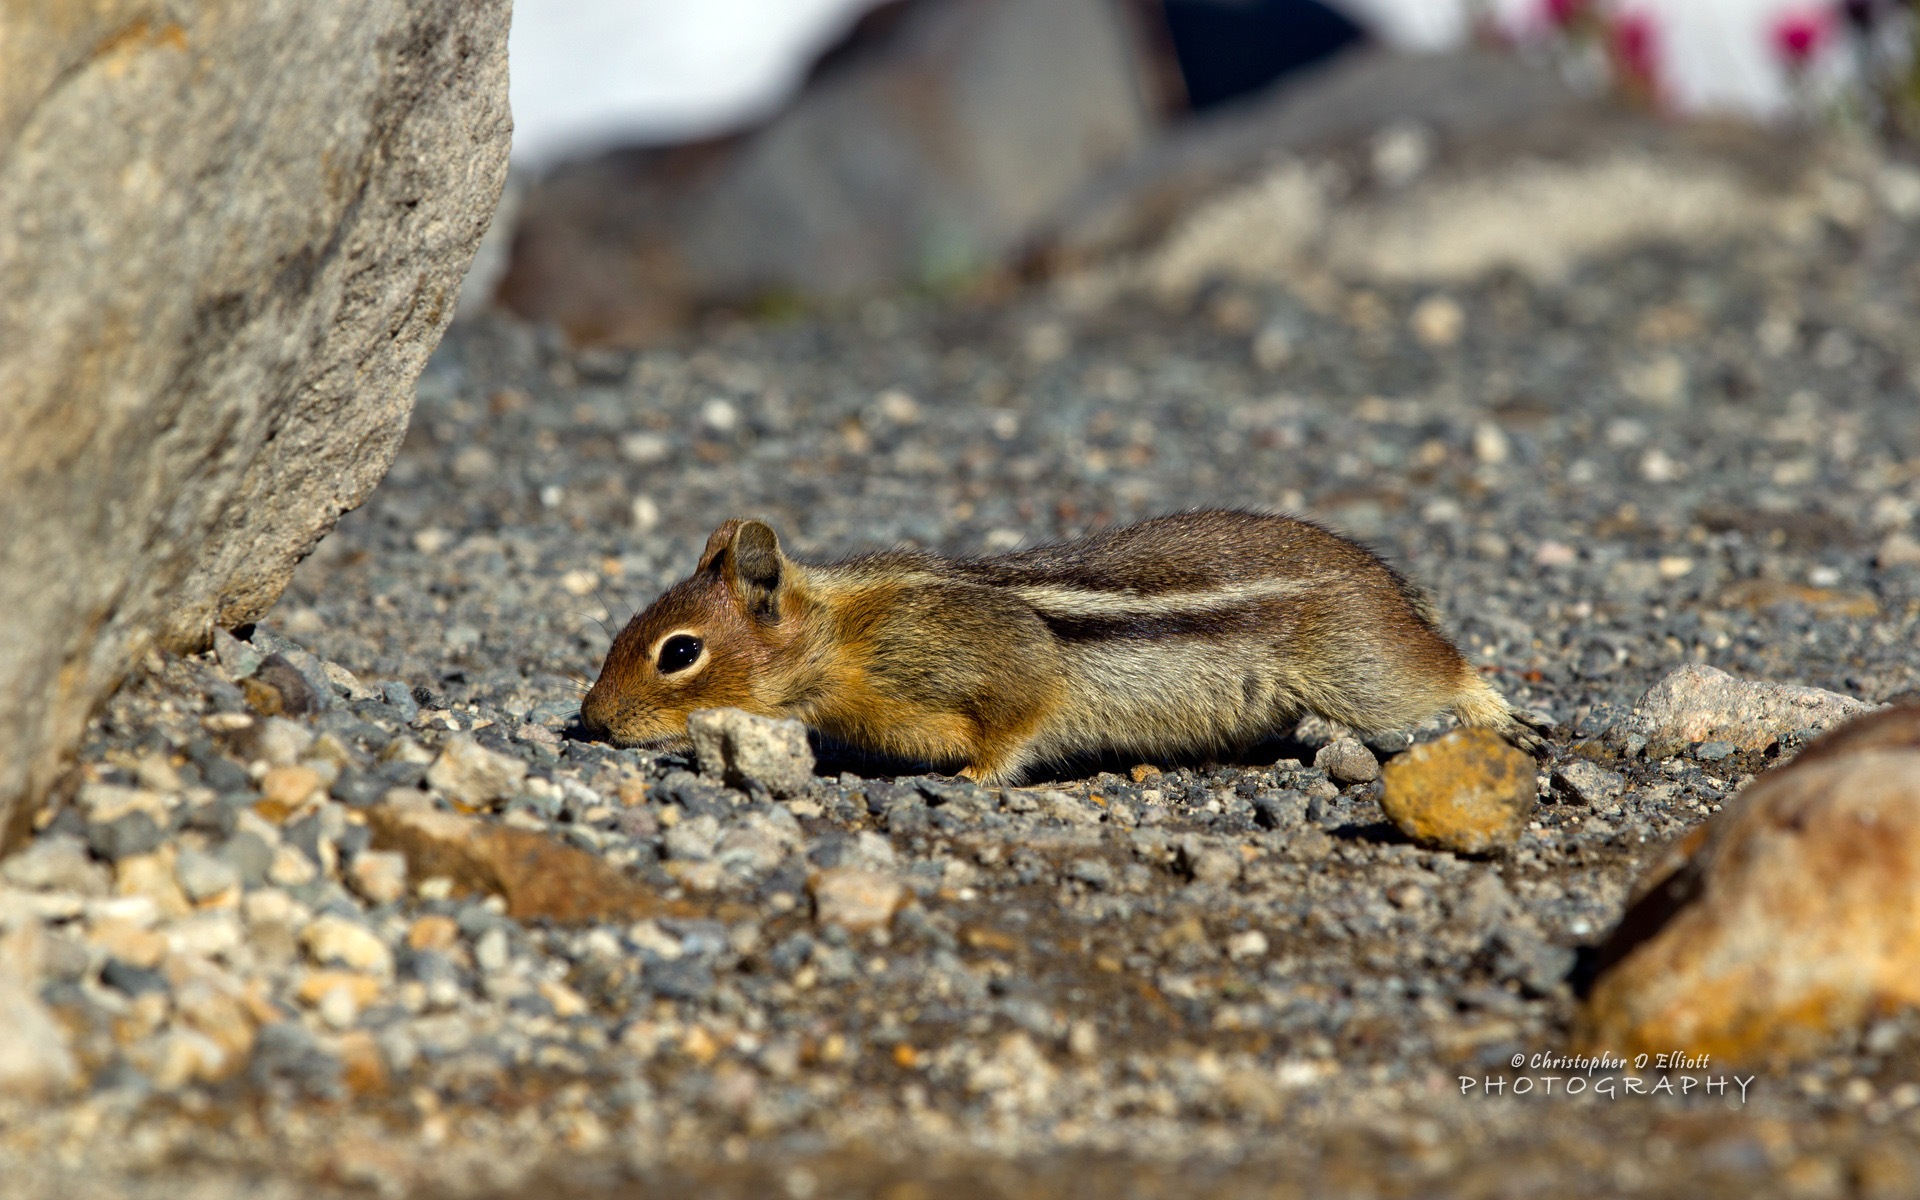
[406, 914, 460, 952]
[680, 1024, 721, 1064]
[257, 764, 323, 820]
[335, 1029, 389, 1096]
[295, 970, 383, 1009]
[241, 978, 286, 1026]
[537, 978, 589, 1019]
[241, 676, 286, 717]
[172, 978, 256, 1078]
[85, 918, 169, 969]
[1378, 728, 1535, 854]
[365, 804, 687, 924]
[112, 850, 192, 918]
[1578, 705, 1920, 1067]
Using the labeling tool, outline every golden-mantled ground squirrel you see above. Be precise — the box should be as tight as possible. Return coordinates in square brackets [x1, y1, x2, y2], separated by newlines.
[580, 510, 1540, 784]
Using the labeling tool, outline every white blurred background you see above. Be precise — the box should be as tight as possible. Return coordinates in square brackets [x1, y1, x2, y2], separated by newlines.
[508, 0, 1835, 168]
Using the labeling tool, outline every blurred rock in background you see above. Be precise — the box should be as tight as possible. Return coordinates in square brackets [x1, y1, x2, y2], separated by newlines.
[491, 0, 1919, 347]
[497, 0, 1165, 345]
[0, 1, 510, 847]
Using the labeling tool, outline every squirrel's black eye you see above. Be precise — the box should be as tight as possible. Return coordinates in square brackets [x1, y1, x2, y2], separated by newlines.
[657, 634, 703, 674]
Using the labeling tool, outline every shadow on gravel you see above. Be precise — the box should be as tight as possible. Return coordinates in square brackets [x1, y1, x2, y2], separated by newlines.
[565, 719, 1339, 791]
[1327, 818, 1417, 847]
[814, 734, 1328, 789]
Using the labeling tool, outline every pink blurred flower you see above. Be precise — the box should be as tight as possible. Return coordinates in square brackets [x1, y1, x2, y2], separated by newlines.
[1610, 10, 1662, 97]
[1541, 0, 1592, 29]
[1770, 8, 1834, 70]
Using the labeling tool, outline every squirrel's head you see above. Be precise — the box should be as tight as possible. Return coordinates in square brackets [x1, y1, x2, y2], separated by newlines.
[580, 519, 794, 749]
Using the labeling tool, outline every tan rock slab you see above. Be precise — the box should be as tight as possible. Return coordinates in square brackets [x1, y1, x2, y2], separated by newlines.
[1713, 578, 1881, 619]
[809, 867, 907, 933]
[1378, 728, 1536, 854]
[74, 783, 170, 825]
[366, 804, 687, 924]
[1579, 705, 1920, 1066]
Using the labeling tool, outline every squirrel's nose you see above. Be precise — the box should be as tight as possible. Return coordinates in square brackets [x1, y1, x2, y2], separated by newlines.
[578, 685, 611, 740]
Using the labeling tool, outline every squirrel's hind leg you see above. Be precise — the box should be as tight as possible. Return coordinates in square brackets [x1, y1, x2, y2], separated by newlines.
[1450, 673, 1552, 757]
[957, 728, 1049, 787]
[959, 750, 1030, 788]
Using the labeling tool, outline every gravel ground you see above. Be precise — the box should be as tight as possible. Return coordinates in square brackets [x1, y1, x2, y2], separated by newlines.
[5, 151, 1920, 1199]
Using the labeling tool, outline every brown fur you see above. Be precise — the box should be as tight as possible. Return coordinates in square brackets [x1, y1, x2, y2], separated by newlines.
[579, 510, 1537, 784]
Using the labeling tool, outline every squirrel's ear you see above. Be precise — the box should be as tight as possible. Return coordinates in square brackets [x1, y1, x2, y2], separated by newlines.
[731, 520, 782, 590]
[719, 519, 785, 620]
[696, 520, 745, 574]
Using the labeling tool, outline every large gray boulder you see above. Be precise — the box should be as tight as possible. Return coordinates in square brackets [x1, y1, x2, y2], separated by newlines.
[0, 0, 511, 845]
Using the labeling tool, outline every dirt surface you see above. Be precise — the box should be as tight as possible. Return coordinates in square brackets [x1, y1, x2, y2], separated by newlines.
[5, 139, 1920, 1200]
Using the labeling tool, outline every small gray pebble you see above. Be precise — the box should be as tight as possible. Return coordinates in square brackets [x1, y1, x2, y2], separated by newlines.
[174, 848, 240, 901]
[378, 760, 429, 789]
[255, 655, 325, 714]
[401, 949, 460, 986]
[1550, 760, 1627, 810]
[190, 749, 251, 794]
[330, 767, 386, 808]
[1489, 928, 1577, 997]
[379, 682, 421, 722]
[1693, 740, 1736, 762]
[1066, 857, 1115, 889]
[101, 959, 170, 997]
[336, 823, 372, 860]
[182, 800, 238, 838]
[88, 811, 164, 862]
[284, 813, 331, 865]
[644, 956, 716, 1001]
[249, 1021, 342, 1097]
[1361, 730, 1413, 755]
[1252, 790, 1307, 830]
[1316, 737, 1381, 784]
[218, 831, 276, 887]
[1, 833, 108, 894]
[213, 627, 263, 680]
